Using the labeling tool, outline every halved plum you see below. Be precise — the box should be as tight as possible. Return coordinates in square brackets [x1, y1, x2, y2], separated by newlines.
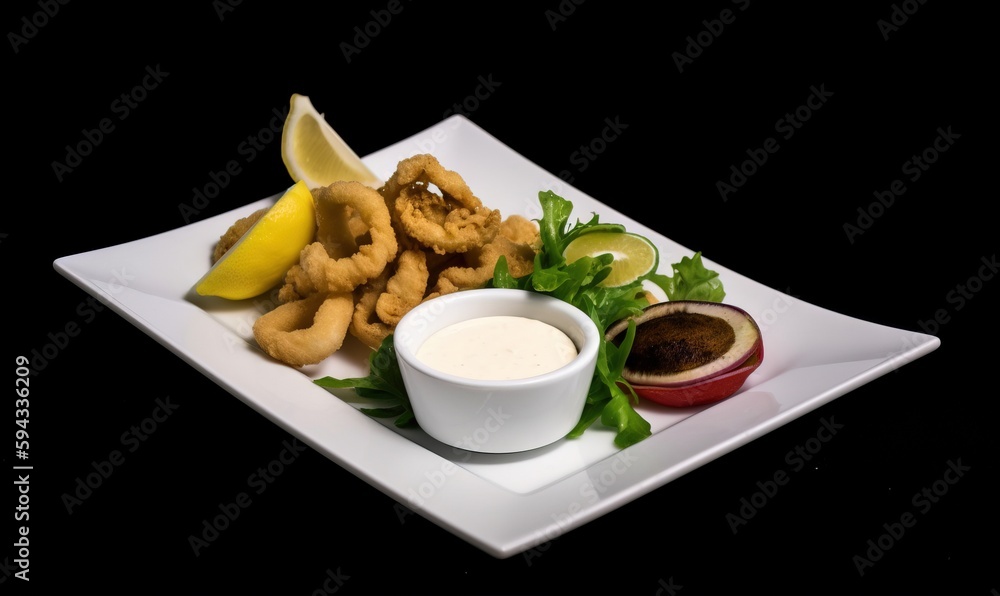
[606, 300, 764, 407]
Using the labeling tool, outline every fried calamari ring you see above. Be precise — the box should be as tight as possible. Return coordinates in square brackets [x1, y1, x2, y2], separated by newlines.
[375, 249, 429, 326]
[425, 217, 540, 299]
[315, 199, 362, 260]
[379, 154, 500, 255]
[394, 186, 501, 255]
[299, 181, 398, 294]
[277, 264, 315, 304]
[276, 194, 376, 303]
[498, 214, 542, 250]
[349, 269, 394, 350]
[212, 207, 268, 263]
[252, 291, 354, 367]
[381, 153, 484, 211]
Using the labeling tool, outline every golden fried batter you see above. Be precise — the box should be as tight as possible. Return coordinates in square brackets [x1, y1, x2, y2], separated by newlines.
[380, 154, 501, 255]
[424, 213, 540, 299]
[428, 234, 536, 299]
[375, 249, 429, 326]
[499, 214, 542, 250]
[277, 264, 315, 303]
[349, 269, 394, 350]
[394, 186, 500, 255]
[252, 291, 354, 367]
[298, 181, 398, 293]
[380, 153, 484, 211]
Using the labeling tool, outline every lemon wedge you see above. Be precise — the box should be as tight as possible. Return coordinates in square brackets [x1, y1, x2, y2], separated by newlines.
[281, 93, 382, 190]
[563, 231, 659, 287]
[194, 180, 316, 300]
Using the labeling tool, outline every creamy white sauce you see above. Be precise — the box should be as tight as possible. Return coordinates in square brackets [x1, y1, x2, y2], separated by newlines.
[415, 315, 578, 381]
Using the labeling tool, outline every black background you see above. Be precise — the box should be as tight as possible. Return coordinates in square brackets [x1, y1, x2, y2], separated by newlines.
[6, 1, 997, 595]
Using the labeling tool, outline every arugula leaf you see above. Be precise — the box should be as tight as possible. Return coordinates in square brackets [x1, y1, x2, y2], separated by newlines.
[536, 190, 626, 267]
[647, 252, 726, 302]
[314, 336, 416, 428]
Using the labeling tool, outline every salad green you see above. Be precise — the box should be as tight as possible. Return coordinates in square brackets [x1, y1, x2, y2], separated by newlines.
[314, 190, 725, 449]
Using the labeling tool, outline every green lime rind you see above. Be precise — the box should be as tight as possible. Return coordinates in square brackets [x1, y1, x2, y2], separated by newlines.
[562, 231, 660, 288]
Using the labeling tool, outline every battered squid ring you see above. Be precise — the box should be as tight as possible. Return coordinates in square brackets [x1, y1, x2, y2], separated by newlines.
[394, 186, 500, 255]
[277, 263, 315, 304]
[299, 181, 398, 293]
[381, 153, 484, 211]
[379, 154, 500, 255]
[349, 268, 394, 350]
[252, 291, 354, 367]
[375, 249, 430, 326]
[424, 219, 539, 300]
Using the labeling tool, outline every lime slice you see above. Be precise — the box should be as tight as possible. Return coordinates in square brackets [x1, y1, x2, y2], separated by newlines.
[563, 231, 659, 287]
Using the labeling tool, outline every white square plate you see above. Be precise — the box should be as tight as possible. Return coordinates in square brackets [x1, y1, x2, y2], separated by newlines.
[53, 115, 940, 558]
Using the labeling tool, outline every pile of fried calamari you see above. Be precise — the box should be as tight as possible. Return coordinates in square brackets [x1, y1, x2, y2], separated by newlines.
[213, 154, 541, 367]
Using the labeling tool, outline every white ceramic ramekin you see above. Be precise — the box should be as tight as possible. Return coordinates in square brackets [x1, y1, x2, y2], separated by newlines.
[393, 288, 600, 453]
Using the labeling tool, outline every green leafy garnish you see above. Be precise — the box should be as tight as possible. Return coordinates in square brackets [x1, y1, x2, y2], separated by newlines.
[648, 252, 726, 303]
[313, 190, 725, 450]
[313, 335, 416, 427]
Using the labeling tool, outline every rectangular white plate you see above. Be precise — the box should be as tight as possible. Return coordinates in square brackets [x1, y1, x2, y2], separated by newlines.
[54, 115, 940, 558]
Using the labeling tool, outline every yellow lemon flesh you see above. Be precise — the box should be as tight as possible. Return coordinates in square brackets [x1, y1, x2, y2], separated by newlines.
[194, 180, 316, 300]
[281, 93, 382, 190]
[563, 231, 659, 287]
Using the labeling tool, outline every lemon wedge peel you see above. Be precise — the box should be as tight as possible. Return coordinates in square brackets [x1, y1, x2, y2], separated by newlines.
[562, 231, 659, 288]
[194, 180, 316, 300]
[281, 93, 382, 190]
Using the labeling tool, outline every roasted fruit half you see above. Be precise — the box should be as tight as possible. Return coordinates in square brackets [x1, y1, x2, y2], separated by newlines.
[606, 300, 763, 407]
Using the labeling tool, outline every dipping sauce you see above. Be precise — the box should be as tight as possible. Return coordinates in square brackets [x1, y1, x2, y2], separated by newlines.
[415, 315, 578, 380]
